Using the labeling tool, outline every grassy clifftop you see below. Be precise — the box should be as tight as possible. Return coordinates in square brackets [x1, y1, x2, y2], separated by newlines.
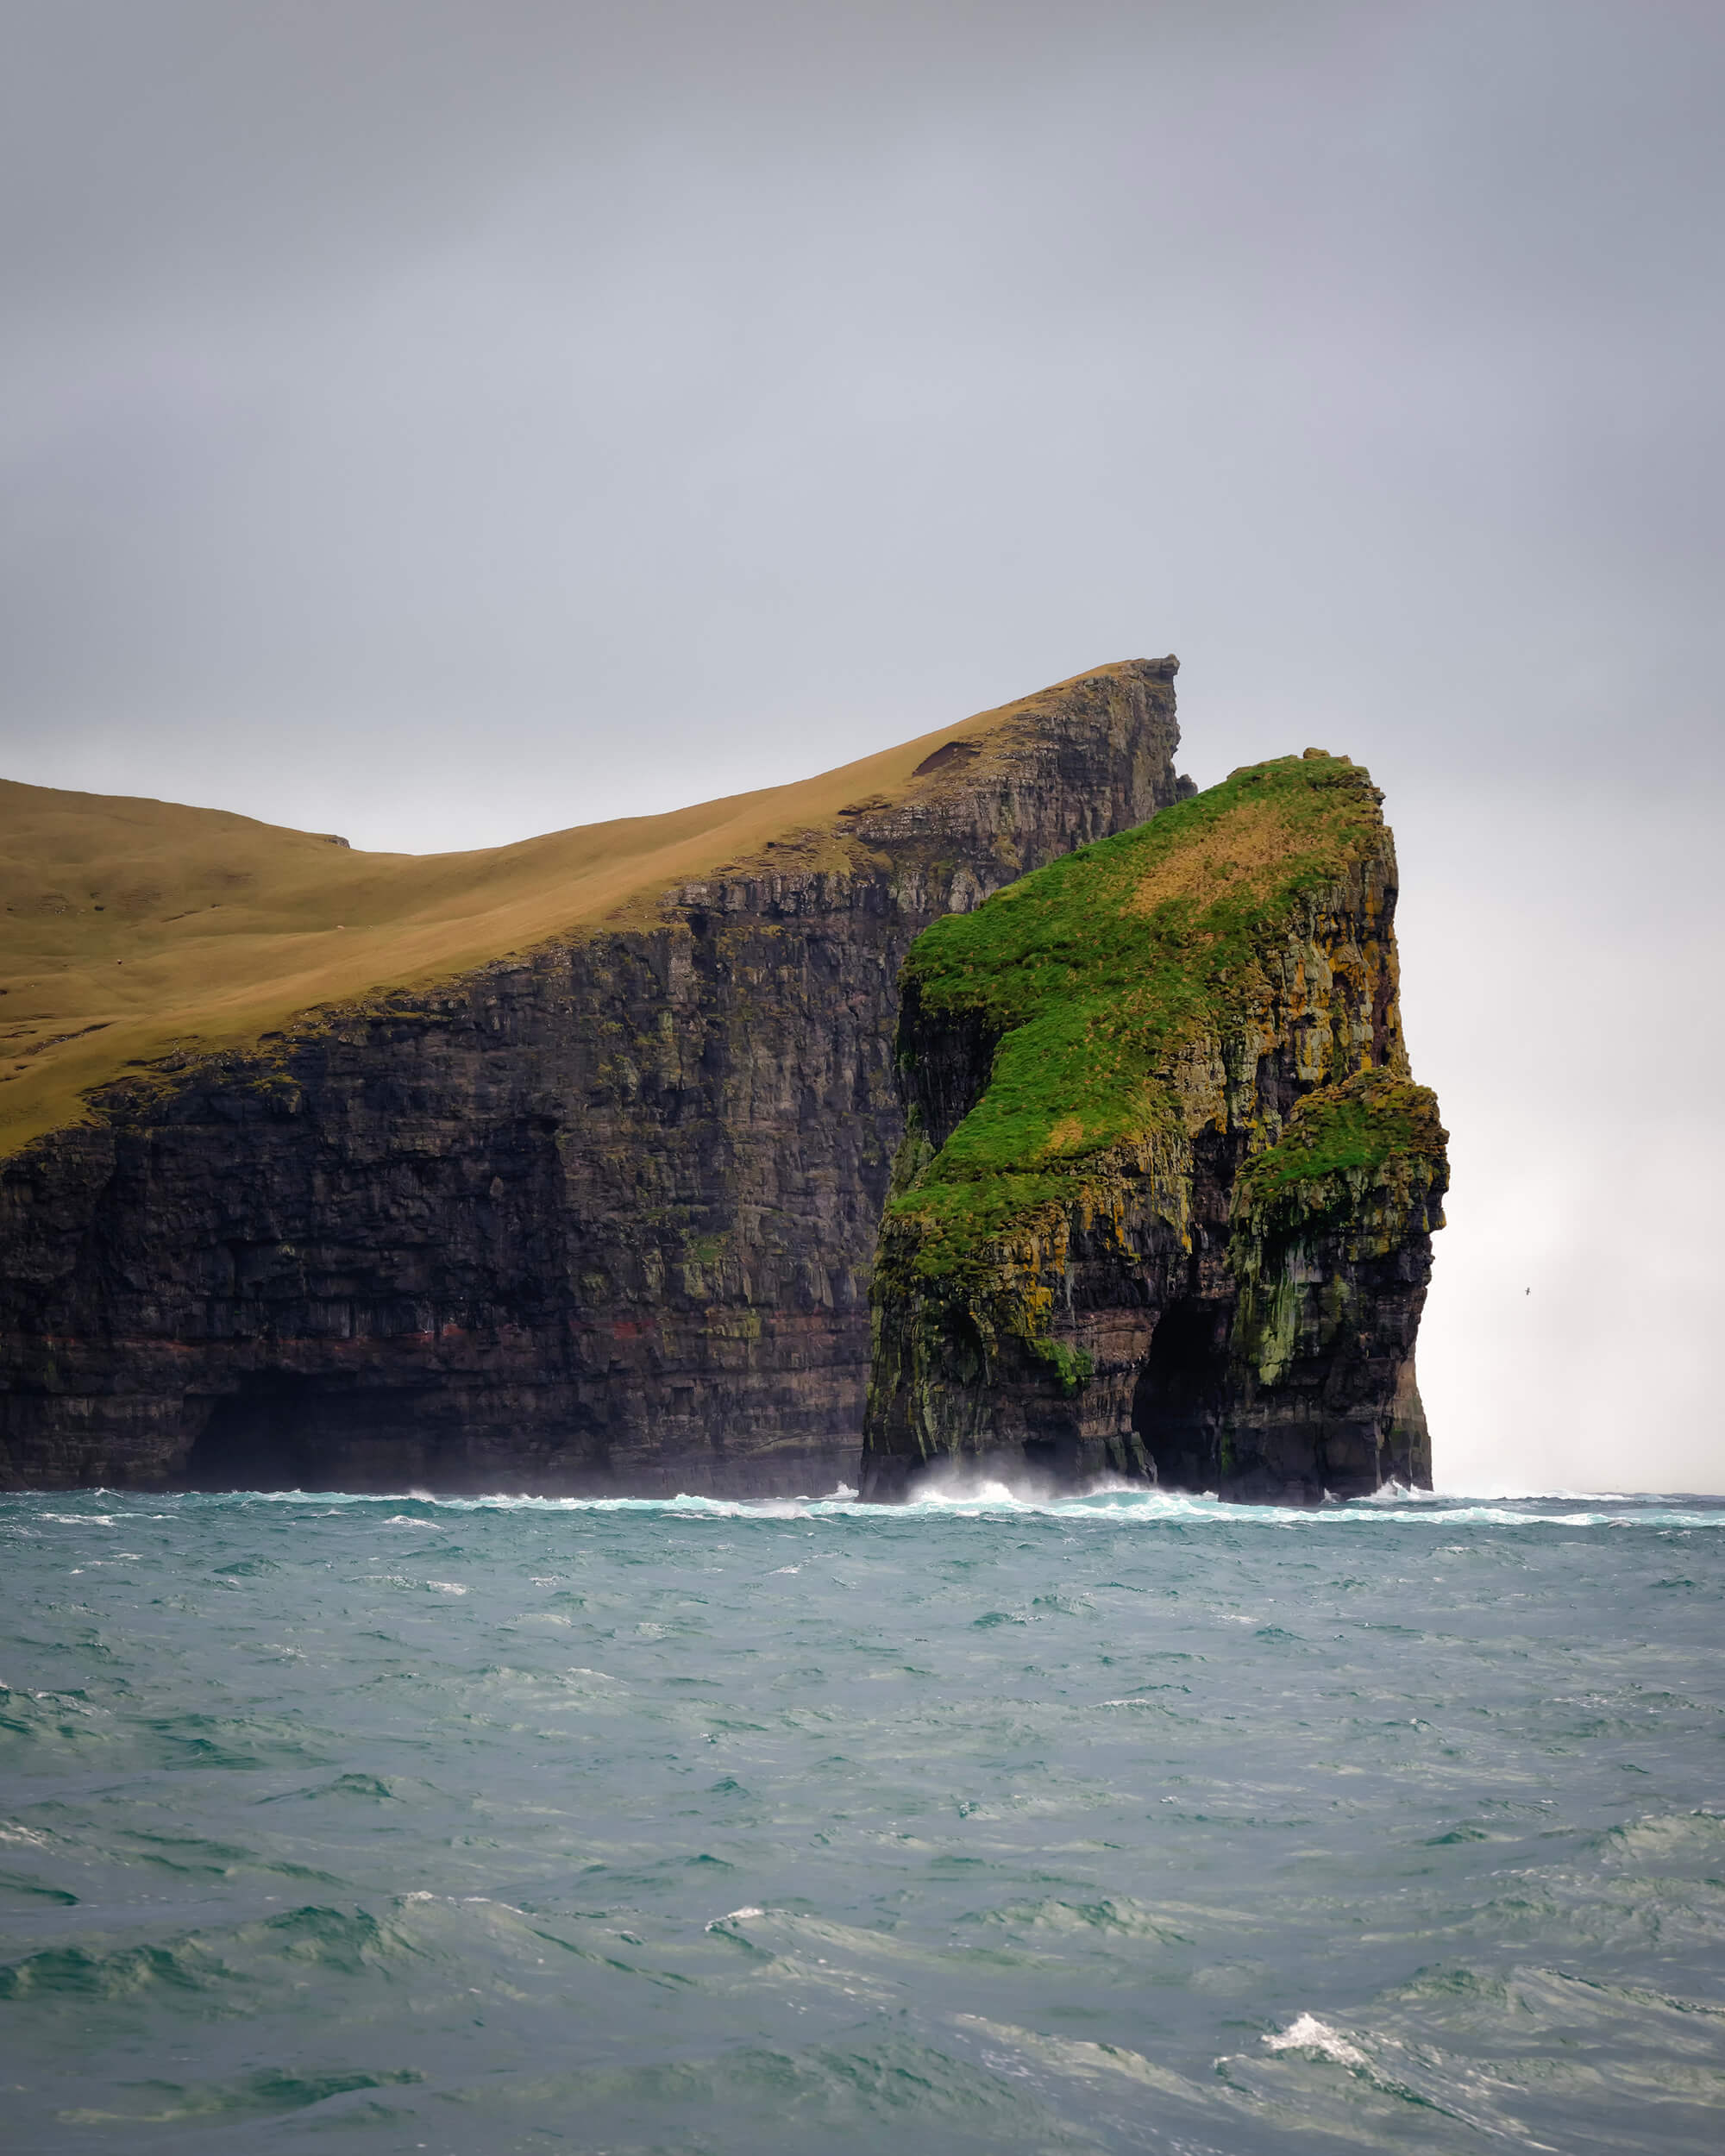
[0, 666, 1138, 1158]
[885, 750, 1421, 1284]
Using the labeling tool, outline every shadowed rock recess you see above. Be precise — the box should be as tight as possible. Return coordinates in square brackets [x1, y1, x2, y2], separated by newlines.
[860, 750, 1446, 1503]
[0, 661, 1182, 1492]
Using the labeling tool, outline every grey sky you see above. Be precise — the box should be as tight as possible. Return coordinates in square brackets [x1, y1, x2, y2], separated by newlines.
[3, 2, 1721, 1489]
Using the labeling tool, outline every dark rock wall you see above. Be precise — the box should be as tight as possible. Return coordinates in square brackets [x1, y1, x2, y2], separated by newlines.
[0, 662, 1181, 1491]
[1213, 1070, 1446, 1500]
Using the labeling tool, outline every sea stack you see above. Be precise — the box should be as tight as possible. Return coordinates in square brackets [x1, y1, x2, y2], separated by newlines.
[860, 749, 1446, 1502]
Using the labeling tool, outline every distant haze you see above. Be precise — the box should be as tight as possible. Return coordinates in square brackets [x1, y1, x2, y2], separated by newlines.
[3, 2, 1721, 1491]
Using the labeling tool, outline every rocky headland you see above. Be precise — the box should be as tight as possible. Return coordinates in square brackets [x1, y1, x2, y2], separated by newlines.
[0, 661, 1183, 1492]
[861, 750, 1446, 1502]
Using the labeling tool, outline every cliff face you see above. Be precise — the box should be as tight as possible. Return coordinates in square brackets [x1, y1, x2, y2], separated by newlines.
[861, 752, 1446, 1502]
[0, 661, 1181, 1492]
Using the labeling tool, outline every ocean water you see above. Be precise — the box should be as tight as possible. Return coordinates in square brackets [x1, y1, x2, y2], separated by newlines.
[2, 1486, 1722, 2154]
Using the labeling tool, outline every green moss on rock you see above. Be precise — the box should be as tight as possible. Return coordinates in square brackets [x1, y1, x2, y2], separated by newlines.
[1233, 1068, 1446, 1230]
[1226, 1070, 1446, 1396]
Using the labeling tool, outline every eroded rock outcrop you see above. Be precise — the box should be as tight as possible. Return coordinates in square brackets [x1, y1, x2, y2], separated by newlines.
[861, 751, 1446, 1502]
[0, 661, 1182, 1492]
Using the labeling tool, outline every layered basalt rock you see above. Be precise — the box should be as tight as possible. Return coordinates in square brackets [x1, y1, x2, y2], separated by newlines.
[861, 751, 1446, 1502]
[0, 661, 1182, 1493]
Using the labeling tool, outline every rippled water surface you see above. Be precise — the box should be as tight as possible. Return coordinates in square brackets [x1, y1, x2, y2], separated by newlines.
[3, 1485, 1722, 2153]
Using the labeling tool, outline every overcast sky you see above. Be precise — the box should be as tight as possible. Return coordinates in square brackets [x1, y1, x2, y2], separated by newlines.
[3, 1, 1721, 1491]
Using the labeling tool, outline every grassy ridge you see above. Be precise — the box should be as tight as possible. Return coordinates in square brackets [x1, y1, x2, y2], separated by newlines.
[886, 752, 1390, 1281]
[0, 668, 1113, 1157]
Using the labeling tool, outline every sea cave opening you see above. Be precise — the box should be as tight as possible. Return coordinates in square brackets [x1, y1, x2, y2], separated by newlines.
[1132, 1297, 1230, 1492]
[183, 1375, 436, 1492]
[184, 1374, 327, 1490]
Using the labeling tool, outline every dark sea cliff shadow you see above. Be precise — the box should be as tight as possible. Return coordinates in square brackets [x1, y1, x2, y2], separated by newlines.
[182, 1374, 455, 1493]
[178, 1374, 861, 1498]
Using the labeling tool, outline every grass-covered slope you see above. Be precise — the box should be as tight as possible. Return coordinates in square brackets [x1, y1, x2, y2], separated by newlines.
[0, 670, 1107, 1159]
[885, 750, 1428, 1286]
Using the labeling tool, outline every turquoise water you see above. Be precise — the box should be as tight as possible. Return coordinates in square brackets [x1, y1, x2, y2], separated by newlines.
[2, 1485, 1722, 2153]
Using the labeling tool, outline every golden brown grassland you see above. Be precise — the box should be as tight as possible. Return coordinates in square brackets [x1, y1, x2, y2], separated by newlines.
[0, 675, 1081, 1157]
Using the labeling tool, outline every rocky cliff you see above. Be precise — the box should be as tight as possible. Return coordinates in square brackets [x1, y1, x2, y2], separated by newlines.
[861, 750, 1446, 1502]
[0, 660, 1182, 1492]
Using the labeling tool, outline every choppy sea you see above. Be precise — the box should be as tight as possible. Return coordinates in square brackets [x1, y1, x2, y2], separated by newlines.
[2, 1484, 1722, 2153]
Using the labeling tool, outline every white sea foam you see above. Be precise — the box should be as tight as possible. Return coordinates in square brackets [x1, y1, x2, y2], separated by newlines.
[706, 1906, 765, 1931]
[15, 1484, 1722, 1529]
[1263, 2013, 1368, 2067]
